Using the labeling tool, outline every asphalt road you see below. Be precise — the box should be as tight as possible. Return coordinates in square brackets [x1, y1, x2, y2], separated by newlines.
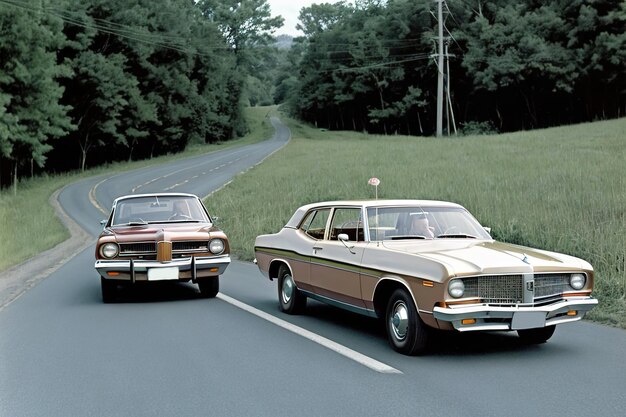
[1, 117, 625, 417]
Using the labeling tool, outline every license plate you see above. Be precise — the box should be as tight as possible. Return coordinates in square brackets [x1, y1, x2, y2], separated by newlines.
[511, 311, 546, 330]
[147, 266, 179, 281]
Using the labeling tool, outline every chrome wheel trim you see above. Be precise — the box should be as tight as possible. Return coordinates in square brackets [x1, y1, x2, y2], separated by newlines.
[390, 300, 409, 341]
[281, 273, 294, 304]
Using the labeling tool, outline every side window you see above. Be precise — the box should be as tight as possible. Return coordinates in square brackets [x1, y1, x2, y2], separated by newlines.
[329, 208, 363, 242]
[300, 209, 330, 240]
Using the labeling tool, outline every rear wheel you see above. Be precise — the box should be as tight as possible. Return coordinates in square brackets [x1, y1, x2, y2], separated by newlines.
[198, 277, 219, 298]
[277, 265, 306, 314]
[385, 288, 430, 355]
[101, 277, 117, 303]
[518, 325, 556, 344]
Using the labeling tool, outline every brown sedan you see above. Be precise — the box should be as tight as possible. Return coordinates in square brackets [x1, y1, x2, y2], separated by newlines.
[254, 200, 598, 355]
[95, 193, 230, 302]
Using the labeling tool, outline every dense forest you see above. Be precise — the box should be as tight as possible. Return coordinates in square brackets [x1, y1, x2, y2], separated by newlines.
[279, 0, 625, 135]
[1, 0, 625, 189]
[0, 0, 282, 188]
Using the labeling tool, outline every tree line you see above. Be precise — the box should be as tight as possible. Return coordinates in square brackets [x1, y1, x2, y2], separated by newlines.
[0, 0, 282, 189]
[277, 0, 625, 135]
[2, 0, 624, 189]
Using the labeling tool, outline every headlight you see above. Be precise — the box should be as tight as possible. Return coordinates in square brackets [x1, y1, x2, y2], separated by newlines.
[100, 243, 119, 259]
[448, 279, 465, 298]
[569, 273, 586, 290]
[209, 239, 225, 255]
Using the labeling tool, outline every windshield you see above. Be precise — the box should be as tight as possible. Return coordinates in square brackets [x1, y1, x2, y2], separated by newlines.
[366, 206, 491, 241]
[111, 195, 209, 226]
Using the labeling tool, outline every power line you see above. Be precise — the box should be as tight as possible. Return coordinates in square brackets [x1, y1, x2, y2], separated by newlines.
[0, 0, 232, 57]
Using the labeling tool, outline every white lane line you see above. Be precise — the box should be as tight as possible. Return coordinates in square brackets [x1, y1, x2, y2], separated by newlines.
[217, 293, 402, 374]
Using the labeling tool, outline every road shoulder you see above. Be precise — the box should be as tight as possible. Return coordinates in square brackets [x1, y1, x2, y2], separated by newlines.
[0, 187, 92, 311]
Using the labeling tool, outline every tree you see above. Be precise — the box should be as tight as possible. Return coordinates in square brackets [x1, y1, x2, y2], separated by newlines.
[0, 0, 73, 188]
[198, 0, 284, 134]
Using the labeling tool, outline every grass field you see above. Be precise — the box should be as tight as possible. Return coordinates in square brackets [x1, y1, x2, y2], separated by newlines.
[206, 113, 626, 327]
[0, 106, 275, 271]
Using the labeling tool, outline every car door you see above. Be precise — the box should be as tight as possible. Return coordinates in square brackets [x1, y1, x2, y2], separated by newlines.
[309, 207, 367, 309]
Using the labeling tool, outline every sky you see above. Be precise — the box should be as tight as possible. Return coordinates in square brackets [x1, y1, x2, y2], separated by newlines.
[267, 0, 343, 37]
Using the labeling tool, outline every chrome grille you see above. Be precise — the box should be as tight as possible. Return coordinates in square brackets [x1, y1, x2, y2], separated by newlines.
[462, 275, 524, 304]
[534, 274, 570, 299]
[172, 241, 208, 252]
[119, 242, 156, 254]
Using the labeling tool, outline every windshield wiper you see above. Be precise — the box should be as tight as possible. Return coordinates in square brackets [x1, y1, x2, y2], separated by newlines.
[166, 219, 201, 223]
[390, 235, 427, 240]
[437, 233, 477, 239]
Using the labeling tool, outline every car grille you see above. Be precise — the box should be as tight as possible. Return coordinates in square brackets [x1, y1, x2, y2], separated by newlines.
[172, 241, 208, 252]
[462, 275, 524, 304]
[120, 240, 209, 255]
[460, 273, 576, 305]
[534, 274, 571, 299]
[119, 242, 156, 254]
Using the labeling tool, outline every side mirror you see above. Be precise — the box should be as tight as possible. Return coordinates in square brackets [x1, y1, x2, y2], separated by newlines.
[337, 233, 355, 254]
[483, 227, 492, 234]
[100, 219, 107, 226]
[212, 216, 220, 223]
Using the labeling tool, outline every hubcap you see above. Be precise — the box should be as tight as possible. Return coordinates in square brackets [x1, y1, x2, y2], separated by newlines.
[281, 274, 294, 304]
[390, 301, 409, 341]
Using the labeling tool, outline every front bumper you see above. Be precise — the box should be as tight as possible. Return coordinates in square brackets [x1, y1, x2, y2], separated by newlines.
[95, 255, 231, 283]
[433, 297, 598, 331]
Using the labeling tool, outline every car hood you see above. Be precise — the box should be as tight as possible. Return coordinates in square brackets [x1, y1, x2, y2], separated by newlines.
[106, 223, 218, 242]
[380, 239, 588, 276]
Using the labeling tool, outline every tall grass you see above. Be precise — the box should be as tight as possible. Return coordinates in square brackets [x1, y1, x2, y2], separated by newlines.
[0, 106, 276, 271]
[206, 115, 626, 327]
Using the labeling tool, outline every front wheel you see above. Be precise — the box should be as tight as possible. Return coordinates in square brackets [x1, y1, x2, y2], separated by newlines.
[198, 277, 219, 298]
[385, 288, 430, 355]
[517, 325, 556, 344]
[277, 265, 306, 314]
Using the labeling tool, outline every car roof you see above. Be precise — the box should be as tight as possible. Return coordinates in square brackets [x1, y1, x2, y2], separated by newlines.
[285, 199, 464, 228]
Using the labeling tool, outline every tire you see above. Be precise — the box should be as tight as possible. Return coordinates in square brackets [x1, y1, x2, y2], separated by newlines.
[385, 288, 430, 355]
[101, 277, 117, 303]
[517, 325, 556, 344]
[277, 265, 306, 314]
[198, 277, 219, 298]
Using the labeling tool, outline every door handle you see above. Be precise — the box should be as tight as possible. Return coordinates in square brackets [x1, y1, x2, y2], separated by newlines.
[313, 246, 323, 251]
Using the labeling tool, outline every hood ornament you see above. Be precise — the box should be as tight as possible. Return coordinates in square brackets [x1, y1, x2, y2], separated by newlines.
[522, 253, 530, 264]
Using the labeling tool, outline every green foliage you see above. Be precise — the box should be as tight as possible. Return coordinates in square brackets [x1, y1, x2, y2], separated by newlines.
[282, 0, 625, 134]
[0, 0, 74, 183]
[459, 120, 498, 136]
[0, 0, 277, 187]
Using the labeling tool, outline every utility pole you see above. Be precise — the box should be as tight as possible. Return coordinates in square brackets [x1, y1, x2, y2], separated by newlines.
[435, 0, 444, 137]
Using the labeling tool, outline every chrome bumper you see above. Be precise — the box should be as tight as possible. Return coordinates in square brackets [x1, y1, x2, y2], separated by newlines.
[95, 255, 231, 283]
[433, 297, 598, 332]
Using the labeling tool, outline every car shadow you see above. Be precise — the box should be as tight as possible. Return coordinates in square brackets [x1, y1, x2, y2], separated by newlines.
[106, 281, 206, 303]
[298, 299, 550, 356]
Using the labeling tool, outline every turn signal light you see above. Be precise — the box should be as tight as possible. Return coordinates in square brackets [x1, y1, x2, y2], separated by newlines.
[107, 271, 120, 276]
[422, 280, 434, 287]
[462, 319, 476, 325]
[209, 267, 219, 273]
[567, 310, 577, 316]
